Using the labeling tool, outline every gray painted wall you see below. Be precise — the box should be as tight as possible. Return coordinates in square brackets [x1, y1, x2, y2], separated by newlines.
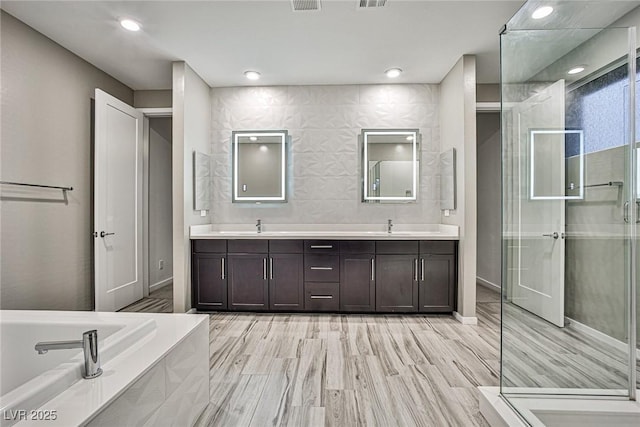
[476, 113, 501, 288]
[148, 118, 173, 289]
[440, 55, 478, 319]
[0, 11, 133, 310]
[172, 62, 211, 313]
[134, 90, 172, 108]
[210, 84, 441, 225]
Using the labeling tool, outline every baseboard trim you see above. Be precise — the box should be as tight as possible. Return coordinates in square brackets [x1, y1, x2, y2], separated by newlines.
[186, 308, 197, 314]
[566, 316, 640, 358]
[454, 311, 478, 325]
[150, 277, 173, 292]
[477, 276, 500, 292]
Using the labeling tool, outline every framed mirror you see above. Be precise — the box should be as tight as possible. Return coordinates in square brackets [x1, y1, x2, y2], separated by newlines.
[362, 129, 419, 202]
[232, 130, 288, 203]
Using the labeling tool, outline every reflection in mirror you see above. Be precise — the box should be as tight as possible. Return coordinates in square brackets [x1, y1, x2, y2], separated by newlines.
[232, 130, 287, 202]
[362, 129, 419, 202]
[530, 129, 584, 200]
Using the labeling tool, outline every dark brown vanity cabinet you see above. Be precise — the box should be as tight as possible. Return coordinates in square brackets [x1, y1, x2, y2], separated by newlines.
[192, 238, 456, 314]
[339, 241, 375, 312]
[269, 240, 304, 311]
[303, 241, 340, 311]
[374, 241, 456, 313]
[418, 241, 456, 312]
[227, 240, 269, 311]
[192, 240, 227, 311]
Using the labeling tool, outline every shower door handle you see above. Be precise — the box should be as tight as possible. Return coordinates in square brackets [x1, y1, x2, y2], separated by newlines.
[542, 232, 559, 239]
[624, 201, 630, 223]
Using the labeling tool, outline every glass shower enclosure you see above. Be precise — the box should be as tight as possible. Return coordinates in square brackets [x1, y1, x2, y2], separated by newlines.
[500, 1, 639, 424]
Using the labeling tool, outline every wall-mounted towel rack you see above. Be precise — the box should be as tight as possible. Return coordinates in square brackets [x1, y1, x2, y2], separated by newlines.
[0, 181, 73, 192]
[567, 181, 623, 190]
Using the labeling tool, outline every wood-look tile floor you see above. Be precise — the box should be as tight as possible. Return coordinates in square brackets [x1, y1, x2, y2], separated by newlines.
[195, 287, 501, 427]
[119, 284, 173, 313]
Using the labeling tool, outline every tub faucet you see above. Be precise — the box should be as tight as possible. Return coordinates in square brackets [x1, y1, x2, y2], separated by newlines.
[387, 219, 393, 234]
[256, 219, 262, 233]
[35, 329, 103, 379]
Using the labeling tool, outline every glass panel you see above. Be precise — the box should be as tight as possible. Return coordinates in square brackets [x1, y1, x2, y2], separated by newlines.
[501, 24, 636, 422]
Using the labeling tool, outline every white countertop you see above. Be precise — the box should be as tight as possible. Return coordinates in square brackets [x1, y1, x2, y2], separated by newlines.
[190, 223, 459, 240]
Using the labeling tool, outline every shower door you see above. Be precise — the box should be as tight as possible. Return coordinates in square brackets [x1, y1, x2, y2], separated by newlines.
[510, 80, 566, 327]
[501, 24, 637, 407]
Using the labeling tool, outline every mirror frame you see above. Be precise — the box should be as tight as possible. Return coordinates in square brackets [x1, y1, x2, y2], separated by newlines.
[232, 130, 288, 203]
[361, 128, 420, 202]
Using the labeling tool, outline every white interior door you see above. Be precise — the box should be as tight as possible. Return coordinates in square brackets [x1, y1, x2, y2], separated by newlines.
[94, 89, 144, 311]
[511, 80, 566, 327]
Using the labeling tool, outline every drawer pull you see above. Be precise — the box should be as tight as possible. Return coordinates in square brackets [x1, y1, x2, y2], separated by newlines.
[310, 266, 333, 270]
[310, 295, 333, 299]
[310, 245, 333, 249]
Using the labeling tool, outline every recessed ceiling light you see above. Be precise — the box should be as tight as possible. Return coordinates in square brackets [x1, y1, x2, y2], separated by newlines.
[406, 135, 414, 141]
[120, 18, 141, 32]
[385, 68, 402, 78]
[244, 71, 261, 80]
[532, 6, 553, 19]
[568, 66, 586, 75]
[249, 136, 258, 141]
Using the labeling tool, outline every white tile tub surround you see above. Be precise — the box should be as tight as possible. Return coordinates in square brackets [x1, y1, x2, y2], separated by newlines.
[2, 311, 209, 427]
[210, 84, 441, 225]
[190, 223, 459, 240]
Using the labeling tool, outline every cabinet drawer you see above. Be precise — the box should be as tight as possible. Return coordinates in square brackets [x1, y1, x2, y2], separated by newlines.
[192, 239, 227, 253]
[305, 282, 339, 311]
[269, 239, 303, 254]
[304, 255, 339, 282]
[376, 241, 418, 254]
[419, 240, 456, 255]
[228, 239, 269, 253]
[340, 241, 375, 254]
[304, 240, 339, 254]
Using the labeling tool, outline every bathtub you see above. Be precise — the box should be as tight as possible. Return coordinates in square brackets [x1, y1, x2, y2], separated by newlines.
[0, 310, 209, 426]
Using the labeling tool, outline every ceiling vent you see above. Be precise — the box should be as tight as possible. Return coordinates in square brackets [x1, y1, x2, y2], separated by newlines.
[359, 0, 387, 8]
[291, 0, 321, 12]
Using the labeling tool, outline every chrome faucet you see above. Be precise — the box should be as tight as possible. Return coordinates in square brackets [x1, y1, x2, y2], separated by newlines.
[35, 329, 103, 379]
[256, 219, 262, 233]
[387, 219, 393, 234]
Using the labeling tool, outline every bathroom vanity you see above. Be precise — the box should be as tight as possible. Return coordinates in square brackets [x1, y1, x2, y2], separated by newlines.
[190, 225, 458, 314]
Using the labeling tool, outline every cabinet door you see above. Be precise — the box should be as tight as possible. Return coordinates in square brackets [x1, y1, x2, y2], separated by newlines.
[340, 254, 375, 312]
[375, 255, 418, 312]
[228, 254, 269, 311]
[419, 254, 456, 312]
[269, 253, 304, 311]
[192, 253, 227, 310]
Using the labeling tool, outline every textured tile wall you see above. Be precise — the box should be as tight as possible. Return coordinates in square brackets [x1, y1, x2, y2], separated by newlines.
[210, 84, 441, 224]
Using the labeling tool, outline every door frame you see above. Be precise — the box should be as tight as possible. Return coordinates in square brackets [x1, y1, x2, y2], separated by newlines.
[140, 107, 173, 297]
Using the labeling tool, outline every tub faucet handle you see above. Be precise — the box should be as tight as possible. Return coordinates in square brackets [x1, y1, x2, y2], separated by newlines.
[387, 219, 393, 234]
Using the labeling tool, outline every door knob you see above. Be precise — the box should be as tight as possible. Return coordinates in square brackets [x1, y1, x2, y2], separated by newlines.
[542, 232, 559, 239]
[100, 231, 115, 238]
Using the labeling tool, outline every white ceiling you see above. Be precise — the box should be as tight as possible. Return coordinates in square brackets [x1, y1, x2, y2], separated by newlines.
[3, 1, 529, 89]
